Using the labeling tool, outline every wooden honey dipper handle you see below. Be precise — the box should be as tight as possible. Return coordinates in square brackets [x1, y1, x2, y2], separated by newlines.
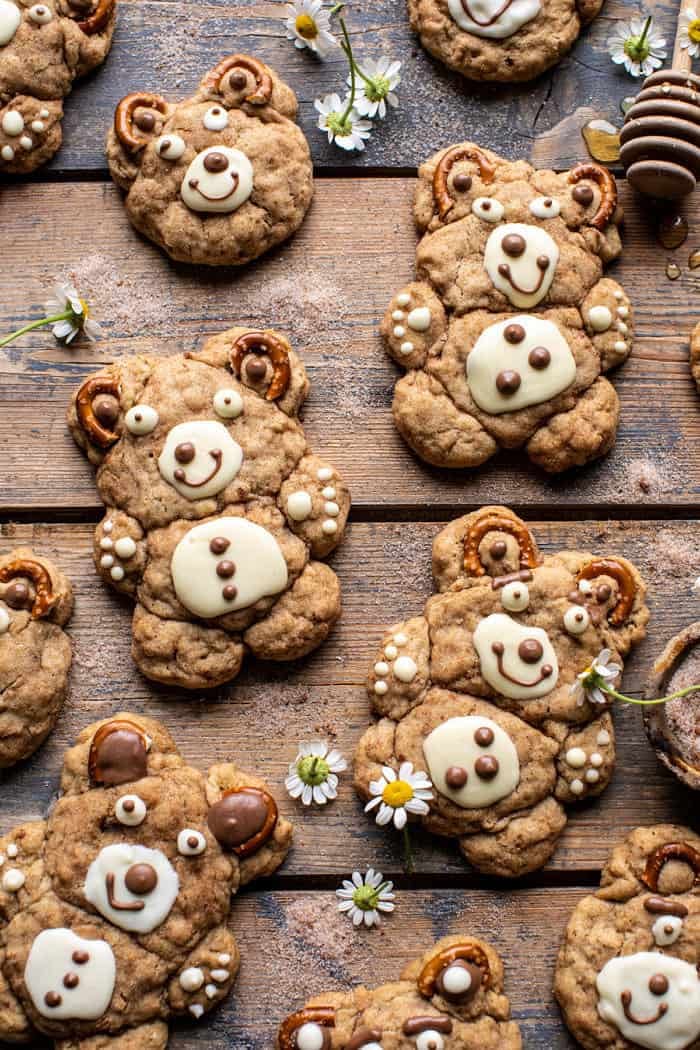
[673, 0, 700, 72]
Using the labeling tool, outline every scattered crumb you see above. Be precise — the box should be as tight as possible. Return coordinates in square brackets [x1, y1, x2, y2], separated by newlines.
[624, 458, 666, 495]
[64, 254, 173, 338]
[646, 528, 700, 581]
[285, 896, 361, 967]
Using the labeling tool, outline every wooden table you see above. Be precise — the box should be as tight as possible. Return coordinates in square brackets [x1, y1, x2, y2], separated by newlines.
[2, 0, 700, 1045]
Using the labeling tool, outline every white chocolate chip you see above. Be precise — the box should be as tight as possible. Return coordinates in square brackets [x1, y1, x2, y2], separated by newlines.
[31, 120, 44, 133]
[617, 305, 628, 318]
[218, 954, 231, 965]
[103, 520, 114, 533]
[614, 341, 626, 352]
[384, 644, 398, 660]
[1, 145, 14, 161]
[374, 662, 389, 677]
[570, 778, 584, 795]
[210, 969, 229, 983]
[180, 968, 205, 992]
[110, 566, 125, 581]
[100, 554, 114, 569]
[0, 608, 9, 634]
[189, 1004, 204, 1019]
[19, 135, 32, 150]
[100, 537, 113, 550]
[596, 730, 610, 746]
[393, 325, 406, 337]
[2, 868, 24, 892]
[614, 290, 623, 300]
[585, 768, 600, 783]
[407, 306, 431, 332]
[324, 501, 339, 517]
[590, 752, 603, 767]
[396, 293, 411, 307]
[321, 520, 337, 535]
[114, 536, 136, 560]
[588, 305, 612, 332]
[6, 844, 17, 859]
[394, 633, 408, 646]
[321, 486, 336, 500]
[374, 680, 388, 695]
[392, 310, 405, 321]
[617, 321, 628, 334]
[205, 984, 217, 1000]
[565, 747, 587, 768]
[399, 341, 414, 355]
[317, 467, 333, 482]
[1, 111, 23, 136]
[393, 655, 417, 683]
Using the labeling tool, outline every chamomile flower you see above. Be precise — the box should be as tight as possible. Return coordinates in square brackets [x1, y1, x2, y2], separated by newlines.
[315, 92, 372, 150]
[350, 56, 402, 119]
[284, 0, 337, 57]
[285, 740, 347, 806]
[0, 282, 101, 349]
[607, 15, 667, 78]
[336, 868, 395, 927]
[570, 649, 623, 706]
[679, 8, 700, 60]
[364, 762, 433, 830]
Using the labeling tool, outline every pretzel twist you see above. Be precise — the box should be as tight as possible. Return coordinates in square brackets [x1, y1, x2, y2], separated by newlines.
[230, 331, 292, 401]
[72, 0, 114, 35]
[76, 376, 121, 448]
[278, 1007, 335, 1050]
[576, 558, 636, 627]
[433, 145, 496, 220]
[463, 512, 539, 576]
[114, 92, 169, 153]
[569, 163, 618, 231]
[0, 558, 54, 618]
[202, 55, 272, 105]
[417, 940, 491, 998]
[643, 841, 700, 891]
[222, 787, 279, 857]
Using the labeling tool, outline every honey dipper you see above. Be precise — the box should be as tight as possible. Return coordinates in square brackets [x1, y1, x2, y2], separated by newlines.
[621, 2, 700, 199]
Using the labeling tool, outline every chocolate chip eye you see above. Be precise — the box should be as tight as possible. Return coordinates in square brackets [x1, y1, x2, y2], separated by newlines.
[28, 4, 53, 23]
[415, 1031, 445, 1050]
[177, 829, 207, 856]
[564, 605, 590, 636]
[115, 794, 147, 826]
[155, 134, 186, 161]
[529, 195, 561, 219]
[649, 974, 669, 996]
[472, 197, 504, 223]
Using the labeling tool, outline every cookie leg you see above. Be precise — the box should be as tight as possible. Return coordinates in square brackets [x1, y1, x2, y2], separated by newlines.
[459, 797, 567, 877]
[167, 927, 240, 1023]
[581, 278, 633, 372]
[244, 561, 341, 661]
[526, 377, 620, 473]
[0, 96, 63, 174]
[394, 370, 498, 468]
[131, 603, 244, 689]
[555, 712, 615, 803]
[94, 511, 146, 595]
[279, 454, 350, 557]
[382, 282, 446, 369]
[56, 1021, 169, 1050]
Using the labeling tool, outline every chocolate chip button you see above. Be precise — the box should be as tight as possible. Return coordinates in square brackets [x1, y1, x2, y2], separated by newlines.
[216, 560, 236, 579]
[44, 992, 62, 1008]
[210, 537, 230, 555]
[124, 862, 158, 895]
[222, 584, 238, 601]
[445, 765, 468, 789]
[496, 369, 521, 395]
[63, 973, 79, 989]
[474, 726, 495, 747]
[504, 323, 526, 344]
[475, 755, 500, 779]
[203, 151, 229, 173]
[518, 638, 543, 663]
[502, 233, 526, 257]
[528, 346, 551, 369]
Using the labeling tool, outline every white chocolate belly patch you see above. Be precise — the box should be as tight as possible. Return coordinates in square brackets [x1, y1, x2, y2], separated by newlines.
[423, 715, 520, 808]
[180, 146, 253, 214]
[473, 612, 559, 700]
[24, 929, 116, 1020]
[171, 517, 289, 618]
[596, 953, 700, 1050]
[447, 0, 541, 38]
[484, 222, 559, 308]
[467, 315, 576, 414]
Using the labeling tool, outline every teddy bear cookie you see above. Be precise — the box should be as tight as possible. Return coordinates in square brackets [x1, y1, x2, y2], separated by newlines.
[382, 142, 632, 473]
[0, 712, 292, 1046]
[407, 0, 603, 82]
[67, 328, 349, 690]
[277, 934, 522, 1049]
[354, 506, 649, 877]
[0, 547, 73, 767]
[106, 54, 313, 266]
[0, 0, 115, 173]
[555, 824, 700, 1050]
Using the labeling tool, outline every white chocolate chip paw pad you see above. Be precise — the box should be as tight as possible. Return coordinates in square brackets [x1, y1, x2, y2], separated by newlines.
[106, 54, 313, 266]
[0, 546, 73, 767]
[407, 0, 604, 82]
[67, 328, 349, 690]
[555, 825, 700, 1050]
[384, 142, 633, 474]
[0, 0, 115, 173]
[277, 934, 522, 1049]
[354, 506, 649, 877]
[0, 713, 292, 1046]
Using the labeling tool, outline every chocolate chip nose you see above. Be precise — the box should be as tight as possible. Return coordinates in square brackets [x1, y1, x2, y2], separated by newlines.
[649, 974, 669, 996]
[174, 442, 195, 464]
[502, 233, 526, 257]
[518, 639, 543, 663]
[124, 862, 158, 895]
[203, 151, 229, 173]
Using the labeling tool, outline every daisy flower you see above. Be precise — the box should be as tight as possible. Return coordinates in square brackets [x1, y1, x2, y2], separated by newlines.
[350, 56, 402, 119]
[284, 0, 337, 57]
[285, 740, 347, 806]
[607, 15, 667, 78]
[364, 762, 433, 830]
[336, 868, 395, 927]
[0, 282, 101, 349]
[315, 92, 372, 151]
[679, 8, 700, 60]
[570, 649, 621, 706]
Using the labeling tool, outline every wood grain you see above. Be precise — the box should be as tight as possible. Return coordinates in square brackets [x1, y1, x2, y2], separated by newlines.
[33, 0, 680, 176]
[1, 179, 700, 512]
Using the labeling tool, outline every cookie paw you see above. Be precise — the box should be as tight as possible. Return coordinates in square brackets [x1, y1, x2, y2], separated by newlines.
[169, 930, 240, 1021]
[0, 97, 62, 174]
[382, 283, 446, 368]
[582, 279, 633, 372]
[94, 512, 145, 593]
[368, 618, 430, 718]
[280, 456, 349, 557]
[556, 714, 615, 802]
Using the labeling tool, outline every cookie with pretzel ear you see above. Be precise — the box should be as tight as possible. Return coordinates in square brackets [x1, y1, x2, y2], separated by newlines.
[0, 546, 73, 766]
[354, 506, 649, 877]
[66, 328, 349, 691]
[384, 141, 632, 474]
[0, 0, 116, 173]
[106, 53, 313, 266]
[407, 0, 603, 82]
[555, 824, 700, 1050]
[277, 934, 522, 1049]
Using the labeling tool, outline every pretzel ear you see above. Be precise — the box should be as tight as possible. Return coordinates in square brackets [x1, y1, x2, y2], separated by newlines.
[66, 0, 115, 34]
[201, 55, 273, 106]
[229, 331, 292, 401]
[463, 510, 539, 577]
[0, 557, 56, 618]
[277, 1007, 335, 1050]
[207, 787, 278, 857]
[75, 375, 122, 448]
[576, 558, 637, 627]
[643, 841, 700, 892]
[88, 718, 150, 786]
[433, 145, 496, 220]
[417, 940, 491, 1004]
[114, 92, 169, 154]
[569, 163, 618, 230]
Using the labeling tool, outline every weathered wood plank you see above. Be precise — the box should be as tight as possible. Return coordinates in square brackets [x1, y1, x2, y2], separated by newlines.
[22, 0, 679, 175]
[1, 519, 697, 877]
[1, 179, 700, 511]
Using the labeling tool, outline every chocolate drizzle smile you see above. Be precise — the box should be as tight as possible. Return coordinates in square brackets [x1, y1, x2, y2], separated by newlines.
[459, 0, 514, 26]
[491, 640, 553, 687]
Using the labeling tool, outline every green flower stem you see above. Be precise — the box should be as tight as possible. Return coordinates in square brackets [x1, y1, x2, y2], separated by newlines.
[625, 15, 653, 61]
[403, 825, 414, 874]
[338, 17, 357, 123]
[0, 310, 72, 349]
[599, 681, 700, 707]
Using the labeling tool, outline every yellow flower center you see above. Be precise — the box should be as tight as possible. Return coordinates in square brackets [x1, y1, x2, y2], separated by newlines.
[689, 18, 700, 42]
[295, 13, 318, 39]
[80, 299, 90, 319]
[382, 780, 413, 808]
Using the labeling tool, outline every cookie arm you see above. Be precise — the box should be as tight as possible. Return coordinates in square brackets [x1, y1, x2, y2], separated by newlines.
[367, 616, 431, 720]
[553, 712, 616, 803]
[581, 278, 633, 372]
[382, 282, 446, 369]
[279, 454, 350, 558]
[167, 927, 240, 1022]
[93, 511, 146, 596]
